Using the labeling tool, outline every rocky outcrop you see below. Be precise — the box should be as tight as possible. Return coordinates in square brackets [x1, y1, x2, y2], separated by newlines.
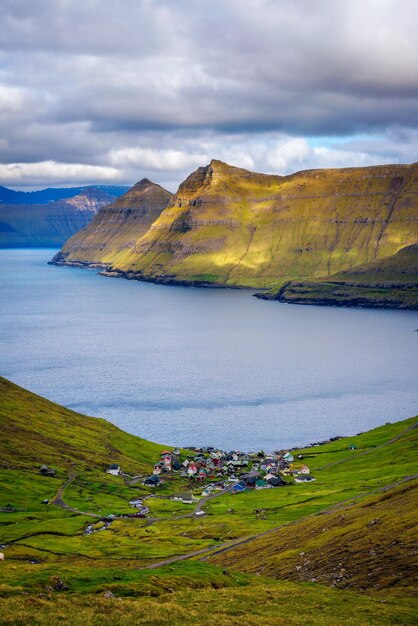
[52, 179, 172, 267]
[0, 188, 116, 247]
[108, 160, 418, 288]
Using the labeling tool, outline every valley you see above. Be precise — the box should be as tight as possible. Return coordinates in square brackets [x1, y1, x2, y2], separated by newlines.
[0, 377, 417, 625]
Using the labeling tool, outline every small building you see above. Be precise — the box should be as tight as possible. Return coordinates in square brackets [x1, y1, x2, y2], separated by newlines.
[40, 465, 56, 477]
[107, 464, 121, 476]
[232, 481, 247, 493]
[295, 475, 316, 483]
[172, 493, 194, 504]
[143, 475, 160, 487]
[300, 465, 310, 474]
[283, 452, 294, 463]
[255, 479, 270, 490]
[267, 476, 286, 487]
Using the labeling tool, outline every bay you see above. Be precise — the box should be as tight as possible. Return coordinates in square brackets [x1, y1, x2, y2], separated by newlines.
[1, 248, 417, 450]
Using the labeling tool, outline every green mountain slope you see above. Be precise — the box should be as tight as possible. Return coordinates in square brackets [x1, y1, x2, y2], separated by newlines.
[0, 188, 116, 247]
[0, 377, 163, 474]
[103, 160, 418, 288]
[258, 243, 418, 308]
[210, 479, 418, 592]
[1, 378, 417, 624]
[52, 179, 172, 267]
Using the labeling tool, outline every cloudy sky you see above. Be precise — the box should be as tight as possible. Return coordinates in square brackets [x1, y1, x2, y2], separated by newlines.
[1, 0, 418, 190]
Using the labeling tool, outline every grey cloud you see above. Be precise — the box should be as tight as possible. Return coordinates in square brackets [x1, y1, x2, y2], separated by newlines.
[0, 0, 417, 187]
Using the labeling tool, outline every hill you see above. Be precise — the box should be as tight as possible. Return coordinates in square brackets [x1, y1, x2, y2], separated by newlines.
[209, 480, 418, 592]
[257, 243, 418, 309]
[51, 179, 173, 267]
[82, 159, 418, 288]
[0, 188, 117, 247]
[1, 378, 417, 625]
[0, 377, 163, 474]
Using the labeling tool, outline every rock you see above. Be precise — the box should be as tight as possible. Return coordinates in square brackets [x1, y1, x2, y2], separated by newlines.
[103, 590, 115, 598]
[48, 577, 68, 592]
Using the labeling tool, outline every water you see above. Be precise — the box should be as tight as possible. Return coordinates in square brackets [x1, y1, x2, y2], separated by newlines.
[1, 249, 417, 450]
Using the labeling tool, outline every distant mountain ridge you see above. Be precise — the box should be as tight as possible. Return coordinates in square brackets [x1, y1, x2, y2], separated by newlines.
[0, 184, 130, 205]
[0, 187, 119, 247]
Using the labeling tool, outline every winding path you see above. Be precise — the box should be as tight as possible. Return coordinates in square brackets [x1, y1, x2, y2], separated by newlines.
[50, 473, 100, 518]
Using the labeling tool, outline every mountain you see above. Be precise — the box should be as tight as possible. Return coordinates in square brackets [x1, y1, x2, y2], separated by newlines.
[0, 184, 129, 205]
[52, 179, 173, 267]
[0, 187, 117, 247]
[52, 159, 417, 289]
[257, 243, 418, 309]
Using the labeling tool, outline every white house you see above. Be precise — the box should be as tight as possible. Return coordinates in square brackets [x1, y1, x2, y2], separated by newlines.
[107, 464, 121, 476]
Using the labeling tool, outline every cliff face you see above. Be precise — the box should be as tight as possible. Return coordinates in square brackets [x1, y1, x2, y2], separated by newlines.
[110, 160, 418, 288]
[53, 179, 173, 266]
[0, 188, 116, 247]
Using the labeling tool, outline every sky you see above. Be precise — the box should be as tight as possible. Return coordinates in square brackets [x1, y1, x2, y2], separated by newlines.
[1, 0, 418, 191]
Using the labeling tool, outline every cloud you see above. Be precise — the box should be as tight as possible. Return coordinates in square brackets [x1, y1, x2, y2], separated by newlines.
[0, 0, 417, 188]
[0, 161, 121, 187]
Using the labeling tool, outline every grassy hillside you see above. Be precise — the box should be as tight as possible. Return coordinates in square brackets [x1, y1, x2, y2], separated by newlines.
[0, 377, 165, 474]
[102, 160, 418, 288]
[259, 243, 418, 309]
[209, 480, 418, 592]
[1, 378, 417, 625]
[53, 179, 172, 267]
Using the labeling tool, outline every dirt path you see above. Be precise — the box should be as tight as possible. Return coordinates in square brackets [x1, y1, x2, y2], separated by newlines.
[50, 473, 100, 518]
[317, 422, 417, 471]
[137, 474, 418, 570]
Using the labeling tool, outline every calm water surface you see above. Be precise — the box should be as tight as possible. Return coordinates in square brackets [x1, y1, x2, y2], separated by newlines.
[1, 249, 417, 450]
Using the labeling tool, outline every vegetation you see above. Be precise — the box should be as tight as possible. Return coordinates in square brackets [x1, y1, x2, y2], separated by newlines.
[262, 244, 418, 309]
[55, 160, 418, 292]
[1, 377, 417, 624]
[54, 179, 172, 267]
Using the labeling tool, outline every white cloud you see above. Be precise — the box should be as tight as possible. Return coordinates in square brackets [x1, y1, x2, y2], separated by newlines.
[0, 161, 121, 186]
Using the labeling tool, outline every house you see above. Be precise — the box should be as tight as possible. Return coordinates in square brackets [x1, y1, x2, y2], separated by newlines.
[143, 475, 160, 487]
[349, 445, 357, 450]
[294, 475, 316, 483]
[196, 468, 208, 481]
[232, 481, 247, 493]
[255, 479, 270, 490]
[267, 476, 286, 487]
[172, 493, 194, 504]
[187, 462, 197, 476]
[283, 452, 294, 463]
[106, 464, 121, 476]
[300, 465, 310, 474]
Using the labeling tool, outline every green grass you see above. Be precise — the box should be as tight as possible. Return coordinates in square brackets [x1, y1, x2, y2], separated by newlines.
[1, 377, 417, 623]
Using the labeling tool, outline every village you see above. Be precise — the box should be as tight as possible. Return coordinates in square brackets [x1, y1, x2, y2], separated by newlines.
[106, 446, 317, 517]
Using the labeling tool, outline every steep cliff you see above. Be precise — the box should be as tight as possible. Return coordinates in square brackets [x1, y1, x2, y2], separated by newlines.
[259, 244, 418, 309]
[107, 160, 418, 288]
[0, 187, 116, 247]
[52, 179, 173, 267]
